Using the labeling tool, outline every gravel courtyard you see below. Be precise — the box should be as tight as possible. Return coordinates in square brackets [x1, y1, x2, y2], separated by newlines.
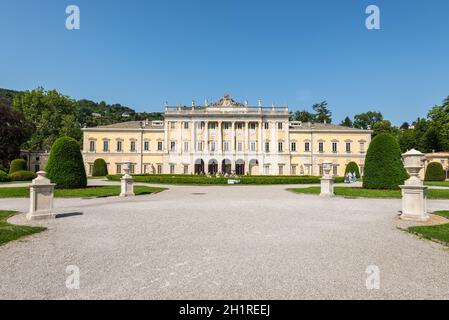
[1, 184, 449, 299]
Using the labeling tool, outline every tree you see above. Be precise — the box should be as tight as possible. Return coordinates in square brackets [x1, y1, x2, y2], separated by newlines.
[398, 128, 417, 153]
[400, 122, 410, 130]
[340, 116, 353, 127]
[344, 162, 360, 178]
[422, 125, 443, 153]
[46, 136, 87, 189]
[292, 110, 314, 122]
[0, 104, 31, 167]
[424, 162, 445, 181]
[312, 101, 332, 123]
[372, 120, 399, 138]
[92, 158, 108, 177]
[9, 159, 27, 173]
[353, 111, 383, 129]
[362, 133, 408, 189]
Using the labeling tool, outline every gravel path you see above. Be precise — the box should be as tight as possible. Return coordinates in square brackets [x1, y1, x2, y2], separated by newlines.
[0, 184, 449, 299]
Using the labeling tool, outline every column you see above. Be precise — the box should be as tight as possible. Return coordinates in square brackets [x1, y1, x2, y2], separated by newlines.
[164, 120, 169, 152]
[205, 121, 209, 152]
[271, 121, 276, 153]
[218, 121, 223, 153]
[245, 121, 249, 152]
[191, 120, 196, 153]
[258, 121, 263, 153]
[232, 121, 236, 153]
[180, 121, 183, 155]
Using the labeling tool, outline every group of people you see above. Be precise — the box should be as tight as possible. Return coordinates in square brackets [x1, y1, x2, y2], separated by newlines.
[344, 172, 358, 183]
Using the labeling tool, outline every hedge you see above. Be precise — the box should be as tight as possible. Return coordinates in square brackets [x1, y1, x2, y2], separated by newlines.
[425, 162, 445, 181]
[0, 170, 11, 182]
[344, 162, 361, 178]
[9, 159, 27, 174]
[106, 174, 345, 185]
[92, 158, 108, 177]
[9, 170, 37, 181]
[46, 136, 87, 189]
[362, 133, 408, 189]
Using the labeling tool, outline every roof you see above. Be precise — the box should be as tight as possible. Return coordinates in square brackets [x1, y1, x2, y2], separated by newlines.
[426, 152, 449, 157]
[85, 121, 164, 130]
[290, 122, 372, 132]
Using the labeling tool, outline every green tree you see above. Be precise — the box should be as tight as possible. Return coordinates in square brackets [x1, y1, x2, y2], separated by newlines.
[372, 120, 399, 138]
[340, 116, 353, 127]
[424, 162, 445, 181]
[344, 162, 360, 178]
[9, 159, 27, 173]
[292, 110, 314, 122]
[46, 136, 87, 189]
[353, 111, 383, 129]
[92, 158, 108, 177]
[363, 133, 408, 189]
[312, 101, 332, 123]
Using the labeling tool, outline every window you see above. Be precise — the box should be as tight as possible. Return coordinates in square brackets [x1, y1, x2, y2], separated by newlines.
[346, 142, 351, 153]
[88, 164, 93, 175]
[278, 142, 283, 152]
[305, 142, 310, 152]
[278, 164, 284, 175]
[236, 123, 243, 130]
[157, 141, 163, 151]
[143, 164, 148, 174]
[264, 122, 269, 130]
[264, 165, 270, 175]
[333, 165, 338, 176]
[360, 142, 365, 154]
[224, 123, 230, 130]
[130, 164, 135, 174]
[144, 141, 149, 151]
[249, 123, 256, 130]
[319, 165, 323, 176]
[170, 141, 176, 152]
[291, 165, 297, 175]
[170, 164, 175, 174]
[360, 165, 364, 176]
[198, 141, 203, 152]
[157, 164, 162, 174]
[89, 140, 95, 152]
[291, 142, 297, 152]
[210, 141, 216, 152]
[224, 141, 229, 152]
[117, 141, 123, 152]
[332, 142, 338, 153]
[34, 164, 40, 172]
[184, 122, 189, 129]
[265, 142, 270, 152]
[237, 142, 243, 152]
[250, 141, 256, 152]
[184, 141, 189, 152]
[183, 165, 189, 174]
[319, 142, 324, 153]
[170, 122, 176, 129]
[130, 141, 136, 152]
[103, 140, 109, 152]
[116, 164, 122, 174]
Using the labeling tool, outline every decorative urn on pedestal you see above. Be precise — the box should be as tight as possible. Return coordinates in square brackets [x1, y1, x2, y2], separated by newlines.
[320, 160, 335, 197]
[120, 160, 135, 197]
[400, 149, 429, 221]
[26, 171, 56, 221]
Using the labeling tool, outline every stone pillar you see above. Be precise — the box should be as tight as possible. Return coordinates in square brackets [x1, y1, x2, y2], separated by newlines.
[191, 120, 196, 152]
[205, 121, 209, 152]
[400, 149, 429, 221]
[245, 121, 249, 152]
[26, 171, 56, 221]
[120, 160, 135, 197]
[218, 121, 222, 153]
[320, 160, 334, 196]
[231, 121, 236, 153]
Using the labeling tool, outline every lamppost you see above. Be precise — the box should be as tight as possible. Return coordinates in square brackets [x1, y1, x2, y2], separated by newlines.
[400, 149, 429, 221]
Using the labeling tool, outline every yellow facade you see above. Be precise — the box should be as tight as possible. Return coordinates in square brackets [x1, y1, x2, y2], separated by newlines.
[82, 95, 372, 176]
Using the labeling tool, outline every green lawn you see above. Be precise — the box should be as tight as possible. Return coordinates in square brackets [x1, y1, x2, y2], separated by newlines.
[425, 181, 449, 187]
[0, 186, 166, 198]
[407, 211, 449, 245]
[0, 211, 46, 246]
[0, 181, 30, 184]
[288, 187, 449, 199]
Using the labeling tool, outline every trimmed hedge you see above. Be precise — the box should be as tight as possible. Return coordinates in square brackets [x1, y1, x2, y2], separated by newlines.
[46, 136, 87, 189]
[0, 170, 11, 182]
[9, 170, 37, 181]
[9, 159, 27, 174]
[0, 164, 6, 172]
[106, 174, 345, 185]
[425, 162, 445, 181]
[362, 133, 408, 189]
[344, 162, 361, 178]
[92, 158, 108, 177]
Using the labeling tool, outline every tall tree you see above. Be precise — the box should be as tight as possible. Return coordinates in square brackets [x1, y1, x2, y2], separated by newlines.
[340, 116, 353, 127]
[292, 110, 314, 122]
[353, 111, 383, 129]
[312, 101, 332, 123]
[0, 104, 31, 166]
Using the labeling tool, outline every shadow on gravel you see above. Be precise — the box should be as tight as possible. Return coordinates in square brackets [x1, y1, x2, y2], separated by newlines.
[56, 212, 83, 219]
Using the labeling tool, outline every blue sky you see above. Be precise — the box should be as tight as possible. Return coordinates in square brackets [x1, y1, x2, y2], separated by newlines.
[1, 0, 448, 124]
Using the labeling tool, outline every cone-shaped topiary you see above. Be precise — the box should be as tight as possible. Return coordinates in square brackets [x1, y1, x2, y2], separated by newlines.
[92, 158, 108, 177]
[362, 133, 408, 189]
[424, 162, 445, 181]
[344, 161, 361, 178]
[46, 136, 87, 189]
[9, 159, 27, 174]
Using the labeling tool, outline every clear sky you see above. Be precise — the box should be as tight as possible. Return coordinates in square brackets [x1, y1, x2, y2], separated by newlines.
[1, 0, 448, 124]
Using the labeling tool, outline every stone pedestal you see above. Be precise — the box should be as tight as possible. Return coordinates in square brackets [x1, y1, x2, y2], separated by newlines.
[320, 160, 335, 197]
[26, 171, 56, 221]
[320, 177, 334, 197]
[120, 160, 135, 197]
[400, 185, 429, 222]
